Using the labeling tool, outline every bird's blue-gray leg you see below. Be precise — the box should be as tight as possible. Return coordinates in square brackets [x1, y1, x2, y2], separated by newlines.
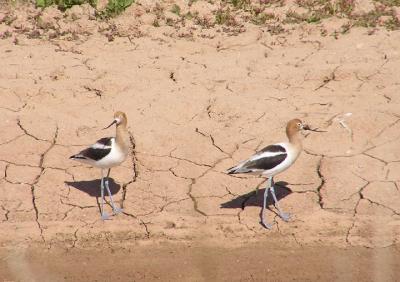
[270, 178, 290, 221]
[100, 169, 110, 220]
[260, 177, 273, 229]
[105, 168, 123, 215]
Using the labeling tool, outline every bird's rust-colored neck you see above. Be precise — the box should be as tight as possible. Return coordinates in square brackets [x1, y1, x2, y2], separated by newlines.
[286, 126, 302, 149]
[115, 123, 130, 153]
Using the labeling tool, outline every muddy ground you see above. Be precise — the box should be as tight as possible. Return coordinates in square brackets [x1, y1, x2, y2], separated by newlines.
[1, 242, 400, 281]
[0, 0, 400, 280]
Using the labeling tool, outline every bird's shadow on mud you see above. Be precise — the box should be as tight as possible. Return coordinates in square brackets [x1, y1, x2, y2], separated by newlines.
[220, 181, 292, 210]
[65, 178, 121, 197]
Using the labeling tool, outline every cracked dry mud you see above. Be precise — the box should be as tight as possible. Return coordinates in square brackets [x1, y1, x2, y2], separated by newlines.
[0, 14, 400, 280]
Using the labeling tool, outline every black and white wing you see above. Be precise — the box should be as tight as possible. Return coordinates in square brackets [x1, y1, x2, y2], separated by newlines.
[227, 144, 287, 174]
[70, 137, 113, 161]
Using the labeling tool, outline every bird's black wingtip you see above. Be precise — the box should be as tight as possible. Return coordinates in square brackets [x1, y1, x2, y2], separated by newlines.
[70, 155, 85, 160]
[226, 167, 237, 174]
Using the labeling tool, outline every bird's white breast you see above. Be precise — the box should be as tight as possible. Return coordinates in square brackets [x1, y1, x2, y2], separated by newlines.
[96, 139, 127, 168]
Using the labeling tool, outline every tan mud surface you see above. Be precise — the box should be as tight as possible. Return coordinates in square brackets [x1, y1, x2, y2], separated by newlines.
[0, 1, 400, 279]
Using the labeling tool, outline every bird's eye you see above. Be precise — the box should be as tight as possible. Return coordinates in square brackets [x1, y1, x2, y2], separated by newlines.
[297, 123, 301, 127]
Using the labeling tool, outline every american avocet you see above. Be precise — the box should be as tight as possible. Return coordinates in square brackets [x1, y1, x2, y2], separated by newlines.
[70, 111, 130, 220]
[227, 119, 322, 229]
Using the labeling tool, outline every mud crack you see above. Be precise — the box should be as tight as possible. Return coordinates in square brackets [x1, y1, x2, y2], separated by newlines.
[345, 173, 370, 246]
[120, 131, 139, 209]
[83, 85, 102, 98]
[30, 125, 59, 242]
[316, 156, 325, 209]
[314, 66, 339, 91]
[17, 118, 50, 142]
[123, 211, 150, 238]
[195, 127, 227, 154]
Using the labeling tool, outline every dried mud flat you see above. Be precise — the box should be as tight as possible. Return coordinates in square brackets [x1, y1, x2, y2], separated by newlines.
[1, 1, 400, 280]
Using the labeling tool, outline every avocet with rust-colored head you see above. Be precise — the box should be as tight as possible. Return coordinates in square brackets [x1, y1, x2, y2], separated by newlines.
[227, 119, 323, 229]
[70, 111, 130, 220]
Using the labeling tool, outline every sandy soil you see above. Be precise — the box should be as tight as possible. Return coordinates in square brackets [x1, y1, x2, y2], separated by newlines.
[0, 0, 400, 280]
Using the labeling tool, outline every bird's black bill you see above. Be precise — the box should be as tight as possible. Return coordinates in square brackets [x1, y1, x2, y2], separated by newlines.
[303, 124, 326, 132]
[309, 128, 327, 132]
[103, 119, 117, 129]
[306, 126, 326, 132]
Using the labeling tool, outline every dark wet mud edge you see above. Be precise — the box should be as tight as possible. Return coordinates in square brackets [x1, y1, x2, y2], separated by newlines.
[1, 241, 400, 281]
